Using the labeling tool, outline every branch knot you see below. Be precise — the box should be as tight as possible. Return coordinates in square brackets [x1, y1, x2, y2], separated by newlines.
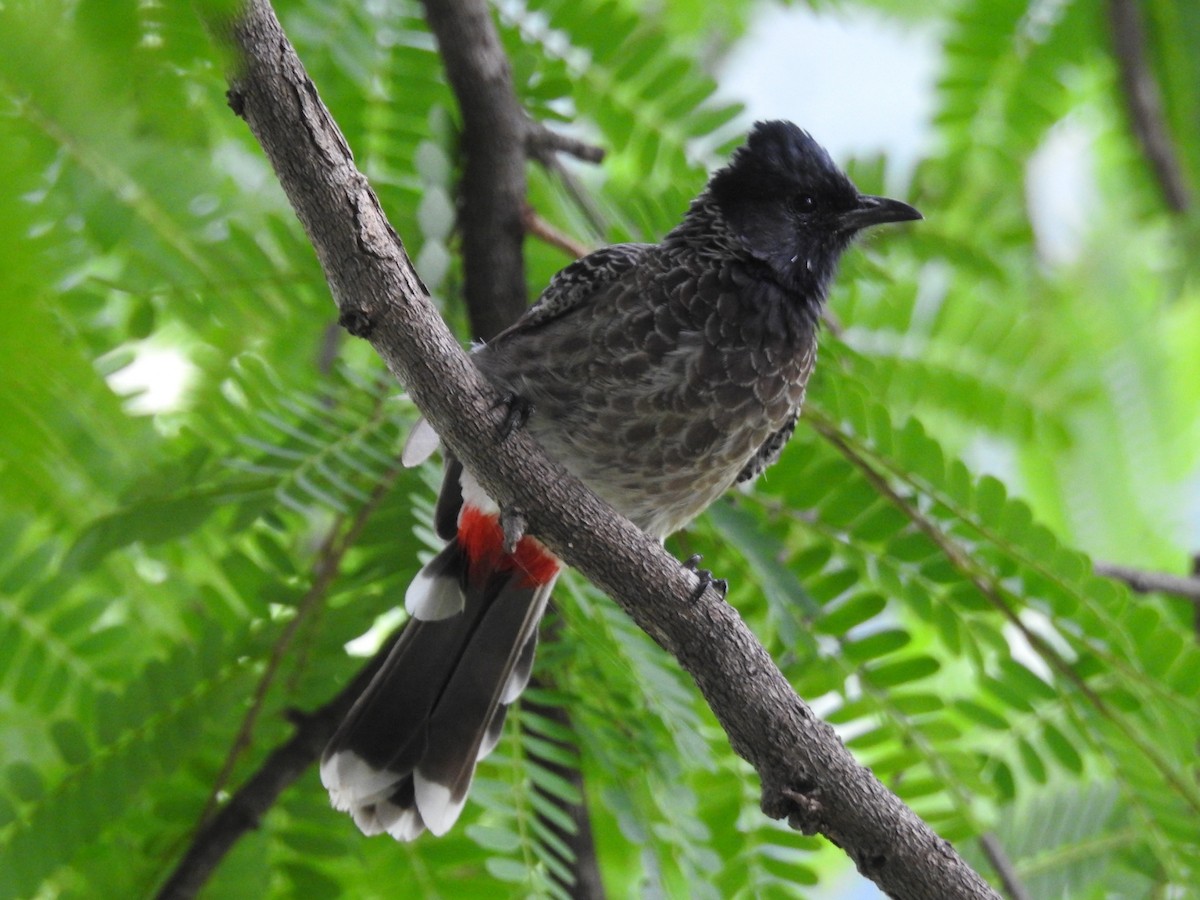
[226, 86, 247, 118]
[337, 308, 375, 338]
[762, 780, 824, 835]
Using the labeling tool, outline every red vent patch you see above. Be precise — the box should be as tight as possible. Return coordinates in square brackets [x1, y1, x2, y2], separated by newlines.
[457, 506, 560, 587]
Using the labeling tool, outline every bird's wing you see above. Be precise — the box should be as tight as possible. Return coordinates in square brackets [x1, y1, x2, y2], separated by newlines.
[735, 411, 798, 484]
[402, 242, 656, 495]
[486, 242, 654, 345]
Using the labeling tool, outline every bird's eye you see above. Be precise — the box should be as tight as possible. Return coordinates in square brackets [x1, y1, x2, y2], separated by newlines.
[789, 194, 817, 215]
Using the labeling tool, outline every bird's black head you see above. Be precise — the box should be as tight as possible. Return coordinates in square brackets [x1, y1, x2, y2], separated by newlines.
[708, 121, 920, 296]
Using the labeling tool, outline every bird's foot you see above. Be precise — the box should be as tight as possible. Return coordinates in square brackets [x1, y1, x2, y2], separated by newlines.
[493, 392, 532, 440]
[683, 554, 728, 602]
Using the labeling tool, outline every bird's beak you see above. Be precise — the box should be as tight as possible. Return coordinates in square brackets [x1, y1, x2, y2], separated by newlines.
[840, 194, 922, 231]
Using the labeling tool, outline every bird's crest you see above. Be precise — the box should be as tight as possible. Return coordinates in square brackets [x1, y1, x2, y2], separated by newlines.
[710, 120, 856, 207]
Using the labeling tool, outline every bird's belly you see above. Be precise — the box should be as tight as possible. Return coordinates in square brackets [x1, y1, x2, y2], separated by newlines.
[529, 391, 789, 538]
[489, 319, 815, 538]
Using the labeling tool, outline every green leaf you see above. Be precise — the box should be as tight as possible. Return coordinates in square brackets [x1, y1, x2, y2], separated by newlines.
[0, 544, 56, 594]
[705, 501, 820, 623]
[814, 592, 887, 636]
[1018, 738, 1047, 784]
[843, 629, 911, 665]
[784, 458, 847, 509]
[863, 655, 940, 689]
[997, 660, 1057, 703]
[466, 824, 522, 853]
[802, 567, 857, 604]
[49, 720, 91, 766]
[64, 494, 221, 571]
[1042, 722, 1084, 774]
[484, 857, 529, 884]
[6, 762, 43, 803]
[989, 761, 1015, 801]
[955, 699, 1009, 731]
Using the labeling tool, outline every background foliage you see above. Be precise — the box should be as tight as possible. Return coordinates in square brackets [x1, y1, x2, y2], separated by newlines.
[1, 0, 1198, 897]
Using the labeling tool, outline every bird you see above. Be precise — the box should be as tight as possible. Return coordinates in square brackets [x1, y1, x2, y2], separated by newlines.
[320, 120, 921, 840]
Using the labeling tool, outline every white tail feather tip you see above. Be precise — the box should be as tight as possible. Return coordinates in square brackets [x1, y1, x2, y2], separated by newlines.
[353, 797, 425, 841]
[321, 751, 399, 811]
[500, 657, 532, 705]
[415, 774, 468, 837]
[385, 805, 425, 842]
[405, 567, 465, 621]
[402, 417, 441, 467]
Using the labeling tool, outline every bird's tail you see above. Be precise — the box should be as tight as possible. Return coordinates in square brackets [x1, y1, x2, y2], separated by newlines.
[321, 505, 559, 840]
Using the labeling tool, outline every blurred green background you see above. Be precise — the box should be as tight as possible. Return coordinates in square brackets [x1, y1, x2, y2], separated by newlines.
[0, 0, 1198, 897]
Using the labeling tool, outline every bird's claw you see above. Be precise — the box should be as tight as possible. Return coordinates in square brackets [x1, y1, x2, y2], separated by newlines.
[683, 554, 728, 602]
[493, 392, 532, 440]
[500, 506, 527, 554]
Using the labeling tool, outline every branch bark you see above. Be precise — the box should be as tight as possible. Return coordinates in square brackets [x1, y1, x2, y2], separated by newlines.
[204, 2, 1000, 897]
[419, 0, 527, 339]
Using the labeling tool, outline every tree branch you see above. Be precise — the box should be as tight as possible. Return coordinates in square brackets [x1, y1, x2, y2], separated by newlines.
[155, 648, 390, 900]
[525, 617, 606, 900]
[1107, 0, 1191, 212]
[190, 458, 401, 831]
[420, 0, 528, 339]
[1094, 561, 1200, 605]
[422, 2, 603, 892]
[978, 833, 1032, 900]
[418, 0, 602, 329]
[203, 2, 1000, 897]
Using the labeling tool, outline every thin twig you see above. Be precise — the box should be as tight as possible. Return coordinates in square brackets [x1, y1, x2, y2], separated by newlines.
[543, 154, 611, 244]
[526, 120, 606, 167]
[522, 204, 591, 260]
[979, 833, 1033, 900]
[1108, 0, 1191, 212]
[1192, 555, 1199, 641]
[820, 308, 844, 338]
[1094, 561, 1200, 604]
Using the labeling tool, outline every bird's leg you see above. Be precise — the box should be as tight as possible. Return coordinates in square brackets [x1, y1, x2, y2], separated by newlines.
[491, 390, 531, 553]
[493, 391, 532, 440]
[682, 554, 728, 602]
[500, 505, 527, 554]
